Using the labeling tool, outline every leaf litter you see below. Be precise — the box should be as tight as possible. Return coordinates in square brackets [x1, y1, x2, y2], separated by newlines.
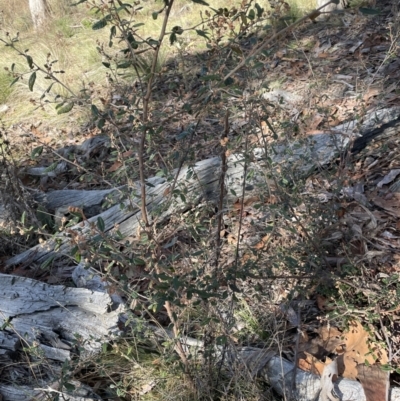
[2, 0, 400, 398]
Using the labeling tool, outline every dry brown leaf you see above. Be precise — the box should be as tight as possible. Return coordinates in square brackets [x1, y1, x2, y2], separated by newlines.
[260, 120, 269, 136]
[317, 325, 344, 355]
[121, 150, 134, 158]
[297, 320, 389, 401]
[372, 193, 400, 217]
[356, 364, 389, 401]
[253, 234, 271, 250]
[108, 161, 122, 172]
[298, 351, 327, 375]
[139, 380, 156, 395]
[220, 137, 229, 146]
[363, 87, 381, 102]
[316, 295, 326, 311]
[339, 321, 388, 380]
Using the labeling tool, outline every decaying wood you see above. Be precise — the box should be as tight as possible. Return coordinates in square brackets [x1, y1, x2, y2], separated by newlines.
[6, 107, 399, 268]
[27, 136, 111, 178]
[0, 273, 120, 400]
[0, 273, 121, 356]
[1, 263, 400, 400]
[0, 380, 102, 401]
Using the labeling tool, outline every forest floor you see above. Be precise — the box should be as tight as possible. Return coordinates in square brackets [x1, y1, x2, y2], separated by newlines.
[1, 0, 400, 399]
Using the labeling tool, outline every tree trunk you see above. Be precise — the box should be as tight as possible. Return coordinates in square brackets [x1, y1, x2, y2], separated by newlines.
[28, 0, 49, 30]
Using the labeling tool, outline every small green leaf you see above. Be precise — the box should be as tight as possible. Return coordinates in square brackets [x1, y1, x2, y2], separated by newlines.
[200, 74, 221, 81]
[172, 26, 183, 34]
[102, 61, 110, 68]
[28, 71, 36, 91]
[26, 55, 34, 69]
[177, 130, 189, 140]
[255, 3, 264, 18]
[192, 0, 209, 5]
[248, 9, 255, 20]
[183, 103, 192, 112]
[133, 257, 146, 265]
[169, 32, 177, 45]
[97, 216, 105, 232]
[152, 11, 158, 19]
[40, 256, 55, 270]
[36, 205, 54, 230]
[92, 16, 109, 30]
[91, 104, 99, 117]
[97, 118, 105, 129]
[359, 7, 380, 15]
[57, 102, 74, 114]
[127, 32, 138, 46]
[10, 77, 20, 87]
[31, 146, 43, 159]
[229, 283, 240, 292]
[216, 335, 227, 345]
[116, 61, 131, 69]
[163, 237, 177, 249]
[195, 29, 209, 39]
[63, 382, 76, 392]
[45, 82, 54, 93]
[44, 162, 58, 173]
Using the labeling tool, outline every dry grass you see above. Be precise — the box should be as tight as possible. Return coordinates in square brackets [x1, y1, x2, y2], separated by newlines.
[0, 0, 318, 130]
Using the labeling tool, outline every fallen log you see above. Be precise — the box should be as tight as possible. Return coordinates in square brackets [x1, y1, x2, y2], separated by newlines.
[0, 273, 121, 400]
[6, 107, 399, 268]
[2, 262, 400, 400]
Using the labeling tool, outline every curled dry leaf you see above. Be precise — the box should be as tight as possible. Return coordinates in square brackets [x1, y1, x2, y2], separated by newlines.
[372, 193, 400, 218]
[339, 321, 388, 379]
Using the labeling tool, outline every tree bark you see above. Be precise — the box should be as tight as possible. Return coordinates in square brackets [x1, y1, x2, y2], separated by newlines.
[29, 0, 49, 30]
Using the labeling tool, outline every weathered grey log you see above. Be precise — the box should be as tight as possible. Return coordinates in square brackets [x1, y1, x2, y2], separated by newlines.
[0, 380, 102, 401]
[27, 136, 112, 177]
[5, 107, 399, 268]
[0, 273, 122, 400]
[0, 273, 121, 359]
[5, 155, 246, 267]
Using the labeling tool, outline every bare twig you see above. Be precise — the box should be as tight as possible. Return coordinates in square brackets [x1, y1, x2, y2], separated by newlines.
[215, 110, 229, 268]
